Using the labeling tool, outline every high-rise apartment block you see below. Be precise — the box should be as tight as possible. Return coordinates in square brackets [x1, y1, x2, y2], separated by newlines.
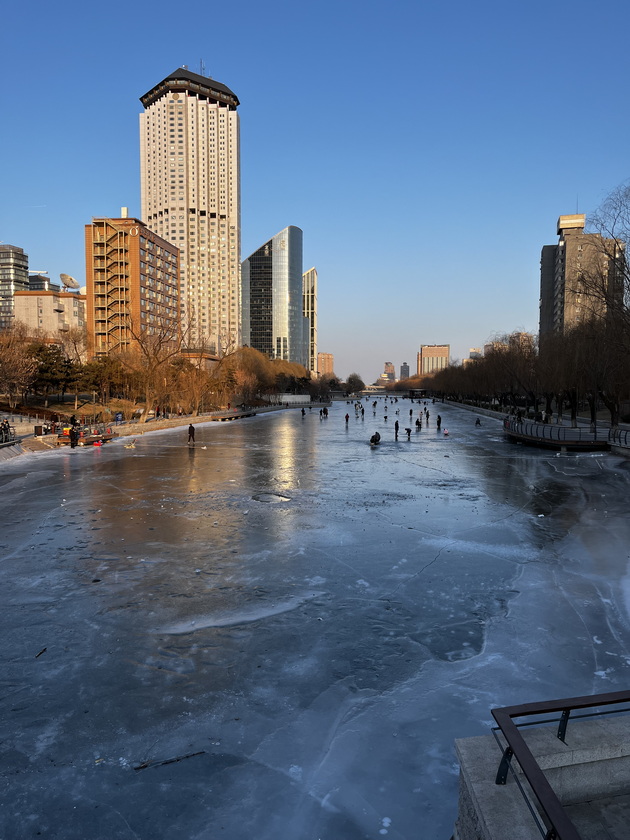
[0, 245, 29, 330]
[85, 216, 179, 358]
[317, 353, 334, 376]
[302, 267, 318, 375]
[417, 344, 450, 375]
[539, 215, 624, 337]
[241, 226, 308, 366]
[140, 68, 240, 354]
[400, 362, 410, 380]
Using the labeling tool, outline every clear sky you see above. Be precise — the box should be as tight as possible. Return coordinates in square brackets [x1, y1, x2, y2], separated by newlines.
[2, 0, 629, 383]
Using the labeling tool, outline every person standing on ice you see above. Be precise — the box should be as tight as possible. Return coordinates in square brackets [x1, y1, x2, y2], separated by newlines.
[188, 424, 195, 445]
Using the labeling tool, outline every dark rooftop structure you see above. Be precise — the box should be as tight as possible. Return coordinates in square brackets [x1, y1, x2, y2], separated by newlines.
[140, 68, 239, 110]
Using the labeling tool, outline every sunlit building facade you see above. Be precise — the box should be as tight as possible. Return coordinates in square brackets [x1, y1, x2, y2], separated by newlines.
[85, 216, 179, 358]
[241, 226, 308, 366]
[302, 267, 318, 375]
[383, 361, 396, 382]
[317, 352, 334, 376]
[539, 214, 624, 337]
[14, 289, 86, 337]
[140, 68, 240, 353]
[417, 344, 450, 375]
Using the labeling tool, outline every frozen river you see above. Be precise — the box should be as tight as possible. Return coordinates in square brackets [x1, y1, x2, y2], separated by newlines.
[2, 400, 630, 840]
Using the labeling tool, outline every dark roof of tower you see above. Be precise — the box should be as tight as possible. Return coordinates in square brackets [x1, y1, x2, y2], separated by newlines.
[140, 68, 239, 109]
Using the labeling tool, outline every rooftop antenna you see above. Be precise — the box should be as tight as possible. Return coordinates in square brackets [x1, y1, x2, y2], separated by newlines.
[199, 59, 206, 77]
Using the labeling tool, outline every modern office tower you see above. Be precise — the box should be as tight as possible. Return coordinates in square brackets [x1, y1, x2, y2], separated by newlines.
[539, 215, 624, 337]
[400, 362, 410, 380]
[302, 267, 318, 376]
[140, 68, 240, 354]
[14, 288, 86, 337]
[383, 362, 396, 381]
[416, 345, 450, 375]
[85, 215, 179, 358]
[0, 245, 29, 329]
[317, 352, 334, 376]
[241, 226, 308, 366]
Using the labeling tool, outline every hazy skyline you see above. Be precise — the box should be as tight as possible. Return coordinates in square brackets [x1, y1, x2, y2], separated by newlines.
[2, 0, 629, 383]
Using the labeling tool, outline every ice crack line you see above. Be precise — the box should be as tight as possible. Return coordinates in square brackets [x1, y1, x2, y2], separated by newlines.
[386, 539, 459, 597]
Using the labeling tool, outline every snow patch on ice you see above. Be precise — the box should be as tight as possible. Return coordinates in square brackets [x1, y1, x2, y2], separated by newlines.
[156, 590, 325, 634]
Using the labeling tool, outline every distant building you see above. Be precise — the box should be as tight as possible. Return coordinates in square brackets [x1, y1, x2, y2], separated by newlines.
[469, 347, 482, 359]
[417, 345, 450, 375]
[139, 68, 241, 353]
[14, 289, 86, 338]
[484, 340, 508, 355]
[539, 214, 624, 337]
[383, 362, 396, 381]
[302, 267, 318, 376]
[318, 352, 334, 377]
[85, 215, 179, 358]
[0, 245, 29, 330]
[241, 226, 308, 366]
[29, 274, 58, 292]
[400, 362, 410, 380]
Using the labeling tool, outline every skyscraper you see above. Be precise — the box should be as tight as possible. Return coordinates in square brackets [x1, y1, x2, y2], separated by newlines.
[241, 226, 308, 366]
[539, 214, 624, 337]
[139, 68, 240, 354]
[302, 267, 318, 375]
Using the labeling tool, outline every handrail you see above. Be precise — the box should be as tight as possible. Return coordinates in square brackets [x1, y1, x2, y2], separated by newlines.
[491, 690, 630, 840]
[503, 417, 601, 443]
[609, 427, 630, 448]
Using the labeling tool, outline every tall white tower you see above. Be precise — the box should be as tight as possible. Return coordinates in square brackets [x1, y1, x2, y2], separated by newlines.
[140, 68, 241, 354]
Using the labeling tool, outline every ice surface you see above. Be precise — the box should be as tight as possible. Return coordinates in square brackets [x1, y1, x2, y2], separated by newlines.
[2, 402, 630, 839]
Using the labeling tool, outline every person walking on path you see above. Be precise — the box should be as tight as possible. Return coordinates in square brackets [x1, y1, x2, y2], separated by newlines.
[188, 424, 195, 445]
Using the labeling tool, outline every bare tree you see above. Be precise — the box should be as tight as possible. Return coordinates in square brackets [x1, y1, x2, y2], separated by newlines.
[0, 325, 38, 408]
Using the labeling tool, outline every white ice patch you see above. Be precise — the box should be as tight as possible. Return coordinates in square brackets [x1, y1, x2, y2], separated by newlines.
[156, 591, 325, 634]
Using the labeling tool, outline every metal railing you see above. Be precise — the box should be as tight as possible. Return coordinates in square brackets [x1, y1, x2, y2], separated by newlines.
[609, 427, 630, 448]
[491, 690, 630, 840]
[503, 418, 603, 444]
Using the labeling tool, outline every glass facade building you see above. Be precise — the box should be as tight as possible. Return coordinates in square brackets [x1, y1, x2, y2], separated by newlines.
[302, 267, 318, 375]
[242, 226, 308, 366]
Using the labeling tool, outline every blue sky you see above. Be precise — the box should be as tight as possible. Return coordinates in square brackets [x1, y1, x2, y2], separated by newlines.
[2, 0, 629, 383]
